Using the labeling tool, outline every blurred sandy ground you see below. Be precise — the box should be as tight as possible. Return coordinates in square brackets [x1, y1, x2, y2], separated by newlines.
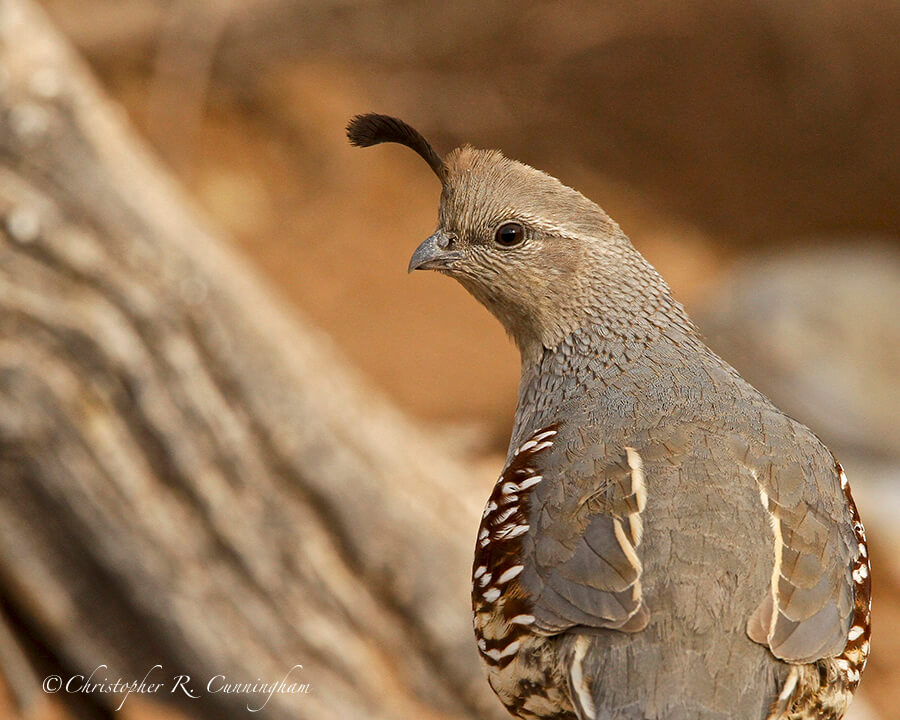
[19, 0, 900, 718]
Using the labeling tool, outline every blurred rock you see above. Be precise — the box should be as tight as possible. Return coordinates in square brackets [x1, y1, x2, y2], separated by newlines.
[700, 242, 900, 461]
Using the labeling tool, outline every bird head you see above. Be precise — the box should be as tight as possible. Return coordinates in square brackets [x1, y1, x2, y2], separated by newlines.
[347, 113, 674, 361]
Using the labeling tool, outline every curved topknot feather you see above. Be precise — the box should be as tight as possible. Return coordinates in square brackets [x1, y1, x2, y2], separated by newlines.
[346, 113, 446, 181]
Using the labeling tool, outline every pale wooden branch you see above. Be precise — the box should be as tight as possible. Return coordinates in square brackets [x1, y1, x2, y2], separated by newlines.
[0, 1, 503, 719]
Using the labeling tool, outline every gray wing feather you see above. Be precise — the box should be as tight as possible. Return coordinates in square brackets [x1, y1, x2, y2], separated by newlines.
[736, 409, 858, 663]
[527, 445, 648, 634]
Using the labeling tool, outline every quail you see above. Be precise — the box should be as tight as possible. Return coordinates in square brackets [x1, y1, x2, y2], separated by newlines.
[347, 114, 871, 720]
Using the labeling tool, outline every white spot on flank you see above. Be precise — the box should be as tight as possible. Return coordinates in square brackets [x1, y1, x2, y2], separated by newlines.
[479, 528, 489, 540]
[483, 588, 501, 602]
[497, 565, 524, 583]
[531, 440, 554, 453]
[848, 626, 865, 641]
[478, 638, 487, 650]
[485, 640, 521, 660]
[500, 640, 521, 657]
[501, 482, 519, 494]
[478, 573, 492, 587]
[860, 641, 870, 656]
[494, 507, 517, 524]
[517, 440, 538, 455]
[836, 659, 851, 671]
[853, 565, 869, 583]
[473, 566, 487, 579]
[571, 636, 596, 719]
[509, 614, 535, 625]
[496, 524, 530, 540]
[482, 501, 497, 518]
[840, 471, 849, 489]
[848, 668, 860, 683]
[533, 429, 558, 442]
[517, 475, 543, 491]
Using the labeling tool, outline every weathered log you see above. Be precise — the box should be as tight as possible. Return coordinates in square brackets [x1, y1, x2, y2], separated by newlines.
[0, 1, 502, 718]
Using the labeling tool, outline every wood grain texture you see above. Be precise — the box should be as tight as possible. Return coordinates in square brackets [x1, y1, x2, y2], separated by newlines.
[0, 2, 501, 718]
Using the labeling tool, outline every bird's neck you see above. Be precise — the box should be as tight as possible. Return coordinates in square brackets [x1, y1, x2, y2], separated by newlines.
[509, 292, 698, 452]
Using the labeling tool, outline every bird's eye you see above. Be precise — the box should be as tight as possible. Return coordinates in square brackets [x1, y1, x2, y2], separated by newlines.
[494, 222, 525, 248]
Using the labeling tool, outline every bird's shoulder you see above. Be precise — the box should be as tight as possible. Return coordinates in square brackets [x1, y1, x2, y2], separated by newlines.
[510, 358, 866, 666]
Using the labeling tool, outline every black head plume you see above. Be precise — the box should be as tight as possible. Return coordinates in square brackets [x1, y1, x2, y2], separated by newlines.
[346, 113, 446, 181]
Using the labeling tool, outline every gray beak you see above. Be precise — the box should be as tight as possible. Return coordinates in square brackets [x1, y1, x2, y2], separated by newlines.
[408, 230, 461, 273]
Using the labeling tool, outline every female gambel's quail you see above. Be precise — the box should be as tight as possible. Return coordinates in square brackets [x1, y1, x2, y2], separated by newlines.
[347, 114, 871, 720]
